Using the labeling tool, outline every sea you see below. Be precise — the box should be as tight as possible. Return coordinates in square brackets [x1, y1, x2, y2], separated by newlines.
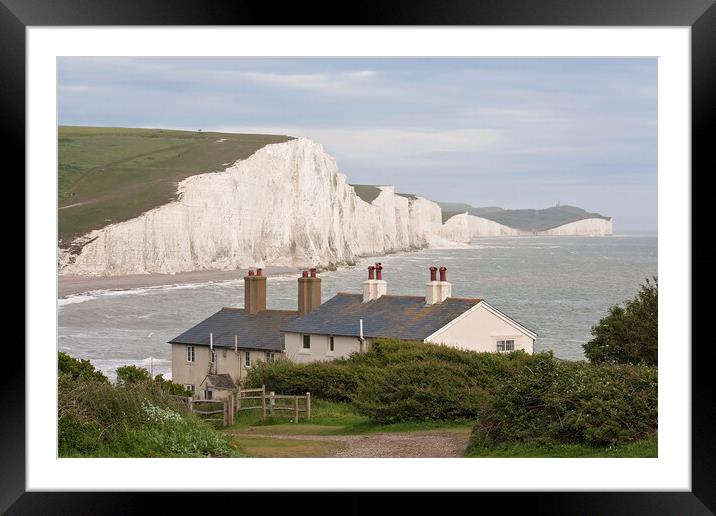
[58, 234, 657, 380]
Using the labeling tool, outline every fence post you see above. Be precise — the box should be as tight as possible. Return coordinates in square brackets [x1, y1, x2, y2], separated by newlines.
[270, 391, 275, 416]
[261, 385, 266, 420]
[306, 392, 311, 420]
[223, 398, 229, 426]
[294, 395, 299, 423]
[236, 386, 241, 410]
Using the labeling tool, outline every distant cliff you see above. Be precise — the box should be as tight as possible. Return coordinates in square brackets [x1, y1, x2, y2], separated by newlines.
[59, 136, 612, 277]
[59, 139, 451, 275]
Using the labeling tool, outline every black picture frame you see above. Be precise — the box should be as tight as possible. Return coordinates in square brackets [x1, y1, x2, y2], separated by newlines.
[6, 0, 713, 512]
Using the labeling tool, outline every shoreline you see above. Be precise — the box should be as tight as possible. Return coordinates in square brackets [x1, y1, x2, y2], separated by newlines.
[58, 267, 299, 298]
[57, 233, 638, 299]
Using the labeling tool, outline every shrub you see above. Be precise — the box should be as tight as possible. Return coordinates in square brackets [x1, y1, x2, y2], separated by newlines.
[58, 368, 236, 457]
[351, 360, 488, 423]
[244, 357, 362, 402]
[584, 277, 658, 365]
[116, 364, 151, 385]
[154, 374, 193, 397]
[471, 354, 657, 447]
[58, 351, 107, 383]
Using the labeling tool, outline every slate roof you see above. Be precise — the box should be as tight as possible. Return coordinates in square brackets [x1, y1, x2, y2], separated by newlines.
[205, 374, 237, 390]
[281, 293, 483, 341]
[168, 308, 298, 351]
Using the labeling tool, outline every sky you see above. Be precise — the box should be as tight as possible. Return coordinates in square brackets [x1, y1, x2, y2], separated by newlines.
[58, 58, 657, 231]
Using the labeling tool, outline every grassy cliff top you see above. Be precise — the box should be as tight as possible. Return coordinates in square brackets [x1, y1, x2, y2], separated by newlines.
[58, 126, 291, 247]
[437, 202, 611, 230]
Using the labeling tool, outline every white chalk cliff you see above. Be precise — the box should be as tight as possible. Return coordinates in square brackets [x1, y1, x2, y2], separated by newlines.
[59, 138, 612, 276]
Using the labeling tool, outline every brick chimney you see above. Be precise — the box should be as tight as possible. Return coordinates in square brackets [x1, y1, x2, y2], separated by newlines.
[426, 266, 451, 305]
[298, 268, 322, 316]
[363, 262, 387, 303]
[244, 267, 267, 315]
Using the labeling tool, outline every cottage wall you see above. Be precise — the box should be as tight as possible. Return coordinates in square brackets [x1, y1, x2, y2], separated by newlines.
[283, 332, 368, 363]
[425, 303, 535, 353]
[170, 343, 277, 395]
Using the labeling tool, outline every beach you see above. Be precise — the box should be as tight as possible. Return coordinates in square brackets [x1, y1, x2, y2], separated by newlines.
[58, 266, 299, 298]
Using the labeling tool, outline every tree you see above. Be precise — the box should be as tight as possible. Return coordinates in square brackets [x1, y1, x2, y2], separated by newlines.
[58, 352, 108, 383]
[583, 277, 658, 365]
[115, 364, 151, 385]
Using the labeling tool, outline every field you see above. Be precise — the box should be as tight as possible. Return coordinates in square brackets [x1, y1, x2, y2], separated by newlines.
[58, 126, 290, 247]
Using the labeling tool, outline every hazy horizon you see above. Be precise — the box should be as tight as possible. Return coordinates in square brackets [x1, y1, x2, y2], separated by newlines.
[58, 58, 658, 231]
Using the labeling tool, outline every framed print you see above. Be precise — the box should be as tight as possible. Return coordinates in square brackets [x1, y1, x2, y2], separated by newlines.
[7, 0, 715, 512]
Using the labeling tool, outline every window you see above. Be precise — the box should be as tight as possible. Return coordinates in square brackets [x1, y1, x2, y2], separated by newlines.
[329, 336, 335, 353]
[185, 384, 194, 393]
[245, 351, 251, 367]
[205, 389, 213, 400]
[302, 334, 311, 349]
[496, 339, 515, 352]
[210, 349, 216, 364]
[265, 351, 275, 363]
[186, 345, 195, 362]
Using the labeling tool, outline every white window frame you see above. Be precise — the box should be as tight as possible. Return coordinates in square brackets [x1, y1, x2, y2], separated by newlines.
[302, 334, 311, 349]
[210, 349, 216, 365]
[329, 335, 335, 353]
[265, 351, 275, 363]
[496, 339, 515, 352]
[245, 351, 251, 367]
[186, 345, 195, 362]
[185, 384, 194, 393]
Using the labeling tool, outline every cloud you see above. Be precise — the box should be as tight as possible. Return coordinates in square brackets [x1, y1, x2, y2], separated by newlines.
[234, 70, 380, 95]
[218, 126, 502, 159]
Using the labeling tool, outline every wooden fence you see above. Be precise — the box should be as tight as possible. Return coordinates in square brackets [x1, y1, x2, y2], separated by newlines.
[170, 395, 233, 426]
[170, 385, 311, 426]
[236, 385, 311, 423]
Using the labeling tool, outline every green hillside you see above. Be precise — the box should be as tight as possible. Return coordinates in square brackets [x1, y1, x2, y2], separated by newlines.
[58, 126, 291, 248]
[437, 202, 610, 231]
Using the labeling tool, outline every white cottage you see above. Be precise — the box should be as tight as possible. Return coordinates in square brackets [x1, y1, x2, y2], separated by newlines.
[282, 264, 536, 363]
[169, 264, 536, 392]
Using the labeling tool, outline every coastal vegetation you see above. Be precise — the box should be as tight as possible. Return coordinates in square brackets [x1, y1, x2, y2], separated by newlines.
[583, 277, 658, 365]
[58, 126, 290, 247]
[58, 352, 236, 457]
[245, 339, 657, 456]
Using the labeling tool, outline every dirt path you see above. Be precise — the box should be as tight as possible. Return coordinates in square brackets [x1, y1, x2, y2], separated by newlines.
[233, 430, 471, 458]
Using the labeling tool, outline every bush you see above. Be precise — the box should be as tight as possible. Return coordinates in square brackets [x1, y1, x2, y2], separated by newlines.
[116, 364, 151, 385]
[244, 357, 362, 402]
[351, 360, 487, 423]
[58, 362, 236, 457]
[58, 352, 107, 383]
[471, 354, 657, 447]
[584, 277, 658, 365]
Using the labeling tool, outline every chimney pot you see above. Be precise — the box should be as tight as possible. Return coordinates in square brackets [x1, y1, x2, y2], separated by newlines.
[256, 267, 263, 277]
[248, 269, 255, 276]
[429, 266, 437, 282]
[439, 266, 447, 282]
[368, 265, 375, 280]
[302, 270, 308, 278]
[375, 263, 383, 280]
[310, 268, 317, 278]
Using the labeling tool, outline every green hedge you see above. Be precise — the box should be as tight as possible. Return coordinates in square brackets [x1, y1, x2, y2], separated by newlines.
[351, 360, 488, 423]
[243, 339, 657, 446]
[471, 354, 658, 447]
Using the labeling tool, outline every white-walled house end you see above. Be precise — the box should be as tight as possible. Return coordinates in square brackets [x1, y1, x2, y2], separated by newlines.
[168, 265, 536, 399]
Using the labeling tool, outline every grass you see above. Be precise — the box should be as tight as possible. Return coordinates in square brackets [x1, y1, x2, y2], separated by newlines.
[465, 434, 658, 458]
[224, 399, 655, 458]
[58, 126, 291, 247]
